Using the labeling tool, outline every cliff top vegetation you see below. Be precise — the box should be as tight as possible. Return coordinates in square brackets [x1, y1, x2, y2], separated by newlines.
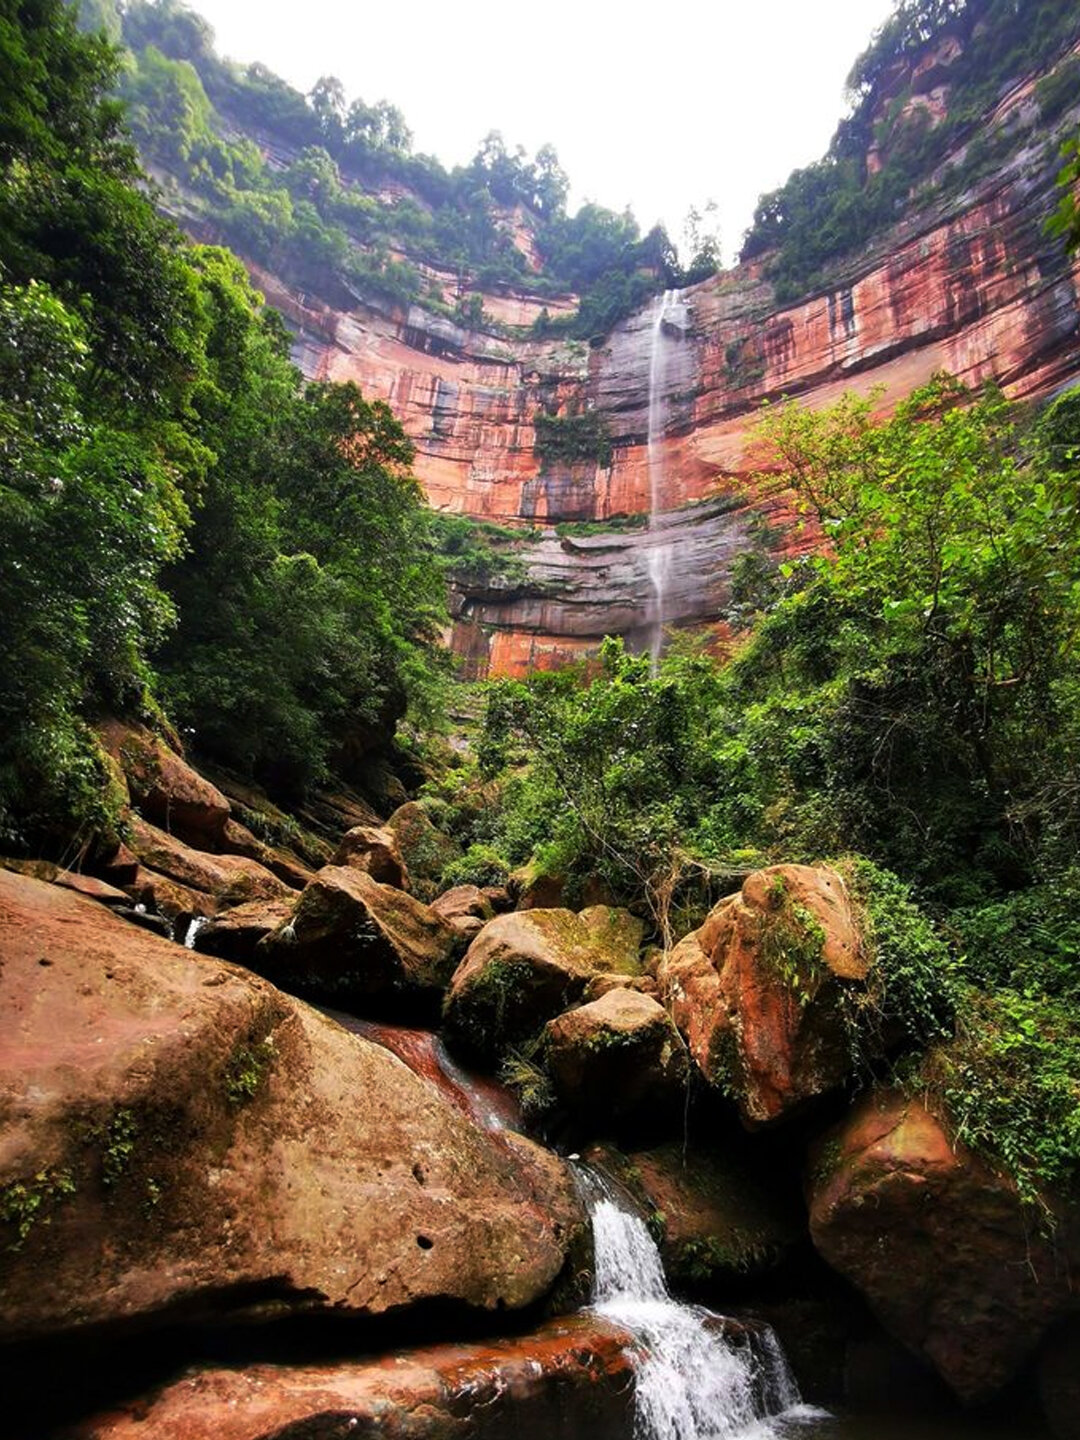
[79, 0, 717, 341]
[741, 0, 1080, 300]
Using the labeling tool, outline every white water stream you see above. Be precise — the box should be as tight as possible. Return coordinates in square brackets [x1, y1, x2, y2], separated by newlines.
[581, 1165, 816, 1440]
[646, 289, 680, 672]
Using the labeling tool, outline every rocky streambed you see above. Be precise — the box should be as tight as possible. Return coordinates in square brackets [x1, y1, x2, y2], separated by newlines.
[1, 724, 1077, 1439]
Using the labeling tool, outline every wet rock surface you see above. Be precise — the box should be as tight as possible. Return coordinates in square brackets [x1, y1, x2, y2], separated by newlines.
[587, 1140, 802, 1289]
[53, 1313, 637, 1440]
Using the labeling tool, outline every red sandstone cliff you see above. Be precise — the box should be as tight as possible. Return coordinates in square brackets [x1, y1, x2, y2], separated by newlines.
[203, 41, 1080, 677]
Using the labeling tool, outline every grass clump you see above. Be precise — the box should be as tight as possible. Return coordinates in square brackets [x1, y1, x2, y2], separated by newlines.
[224, 1038, 276, 1107]
[499, 1043, 556, 1122]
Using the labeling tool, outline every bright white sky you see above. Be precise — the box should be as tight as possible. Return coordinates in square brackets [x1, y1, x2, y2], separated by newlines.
[189, 0, 897, 262]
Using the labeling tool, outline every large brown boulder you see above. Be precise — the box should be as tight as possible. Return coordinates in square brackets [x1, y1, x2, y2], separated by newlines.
[193, 896, 297, 964]
[98, 719, 230, 849]
[443, 907, 644, 1061]
[430, 883, 496, 943]
[0, 870, 583, 1346]
[331, 824, 409, 889]
[256, 865, 457, 1014]
[543, 989, 688, 1124]
[588, 1140, 801, 1288]
[219, 817, 315, 891]
[660, 864, 865, 1126]
[59, 1314, 636, 1440]
[808, 1089, 1080, 1403]
[127, 816, 290, 906]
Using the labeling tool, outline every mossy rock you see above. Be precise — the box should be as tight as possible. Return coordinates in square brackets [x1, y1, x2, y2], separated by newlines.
[256, 866, 457, 1018]
[443, 907, 645, 1063]
[587, 1140, 801, 1288]
[386, 802, 460, 903]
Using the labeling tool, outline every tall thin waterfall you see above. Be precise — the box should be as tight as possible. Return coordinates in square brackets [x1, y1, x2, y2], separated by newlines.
[579, 1166, 811, 1440]
[646, 290, 678, 672]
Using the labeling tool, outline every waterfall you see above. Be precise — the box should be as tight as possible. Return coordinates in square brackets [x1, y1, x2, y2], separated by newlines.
[181, 914, 209, 949]
[646, 290, 678, 673]
[580, 1165, 812, 1440]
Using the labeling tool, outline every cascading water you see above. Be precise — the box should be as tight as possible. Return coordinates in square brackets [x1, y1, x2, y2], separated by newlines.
[580, 1165, 813, 1440]
[181, 914, 209, 949]
[646, 290, 678, 673]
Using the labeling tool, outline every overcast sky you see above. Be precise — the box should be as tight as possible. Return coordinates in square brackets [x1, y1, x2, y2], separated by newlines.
[189, 0, 897, 262]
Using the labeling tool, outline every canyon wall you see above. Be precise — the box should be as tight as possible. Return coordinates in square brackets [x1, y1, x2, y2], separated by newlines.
[245, 50, 1080, 677]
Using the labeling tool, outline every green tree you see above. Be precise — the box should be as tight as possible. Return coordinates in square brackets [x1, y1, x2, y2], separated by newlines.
[739, 375, 1080, 894]
[158, 250, 446, 794]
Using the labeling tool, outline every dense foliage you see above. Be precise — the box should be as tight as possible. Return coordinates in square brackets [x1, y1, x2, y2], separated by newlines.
[87, 0, 712, 340]
[448, 374, 1080, 1199]
[0, 0, 447, 845]
[741, 0, 1080, 300]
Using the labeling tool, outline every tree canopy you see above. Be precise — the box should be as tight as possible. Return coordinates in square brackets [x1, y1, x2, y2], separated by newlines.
[0, 0, 448, 846]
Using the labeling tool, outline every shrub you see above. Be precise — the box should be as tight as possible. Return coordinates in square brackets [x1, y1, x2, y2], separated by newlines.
[441, 842, 511, 889]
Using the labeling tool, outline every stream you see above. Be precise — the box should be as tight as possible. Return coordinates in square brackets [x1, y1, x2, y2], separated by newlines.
[578, 1161, 816, 1440]
[339, 1017, 1049, 1440]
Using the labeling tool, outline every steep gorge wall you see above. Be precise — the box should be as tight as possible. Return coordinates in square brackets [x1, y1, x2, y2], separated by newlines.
[245, 49, 1080, 677]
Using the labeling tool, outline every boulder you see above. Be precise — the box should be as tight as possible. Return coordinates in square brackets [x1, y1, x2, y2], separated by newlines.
[512, 862, 565, 910]
[578, 905, 646, 970]
[127, 817, 290, 906]
[482, 884, 514, 913]
[98, 841, 139, 888]
[587, 1141, 801, 1288]
[127, 866, 217, 926]
[0, 870, 583, 1346]
[543, 989, 688, 1124]
[98, 719, 230, 849]
[0, 860, 129, 908]
[193, 896, 297, 965]
[256, 865, 457, 1014]
[386, 801, 460, 902]
[808, 1089, 1080, 1403]
[583, 972, 659, 1001]
[57, 1315, 636, 1440]
[331, 823, 409, 889]
[660, 864, 866, 1126]
[220, 817, 315, 891]
[430, 883, 495, 943]
[443, 907, 644, 1061]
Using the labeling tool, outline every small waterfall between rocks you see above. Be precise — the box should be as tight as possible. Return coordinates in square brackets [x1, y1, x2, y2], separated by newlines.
[646, 289, 680, 673]
[579, 1164, 814, 1440]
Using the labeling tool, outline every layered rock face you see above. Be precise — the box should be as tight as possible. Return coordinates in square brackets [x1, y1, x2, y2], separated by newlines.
[246, 46, 1080, 675]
